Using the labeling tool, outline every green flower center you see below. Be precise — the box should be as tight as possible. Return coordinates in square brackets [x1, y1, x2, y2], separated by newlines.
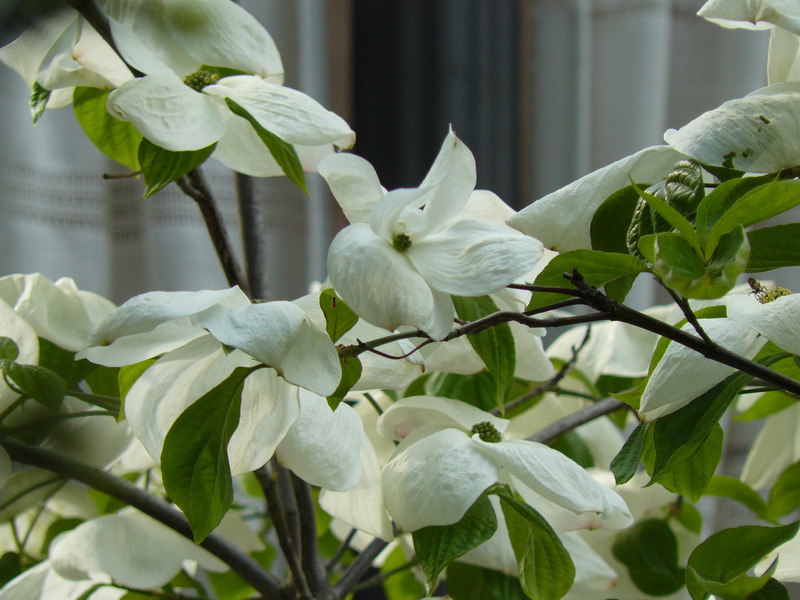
[183, 69, 220, 92]
[393, 233, 412, 252]
[748, 278, 793, 304]
[470, 421, 502, 443]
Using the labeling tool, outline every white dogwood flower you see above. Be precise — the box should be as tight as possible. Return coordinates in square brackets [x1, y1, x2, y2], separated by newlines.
[323, 131, 543, 340]
[376, 396, 631, 532]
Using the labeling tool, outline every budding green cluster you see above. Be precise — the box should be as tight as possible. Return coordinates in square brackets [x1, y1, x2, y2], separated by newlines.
[393, 233, 412, 252]
[470, 421, 502, 443]
[183, 70, 220, 91]
[748, 278, 793, 304]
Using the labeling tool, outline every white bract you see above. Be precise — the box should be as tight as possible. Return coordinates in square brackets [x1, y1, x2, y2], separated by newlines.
[104, 0, 355, 176]
[376, 396, 631, 532]
[323, 131, 544, 340]
[508, 146, 685, 252]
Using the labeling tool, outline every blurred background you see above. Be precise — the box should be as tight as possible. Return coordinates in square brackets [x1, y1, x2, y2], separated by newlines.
[0, 0, 778, 535]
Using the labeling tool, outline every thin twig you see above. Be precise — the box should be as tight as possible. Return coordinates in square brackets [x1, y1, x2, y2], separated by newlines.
[327, 529, 357, 573]
[254, 465, 311, 598]
[664, 287, 714, 345]
[332, 538, 389, 599]
[236, 172, 269, 299]
[529, 397, 627, 444]
[176, 169, 251, 296]
[291, 473, 329, 598]
[494, 327, 591, 416]
[350, 560, 417, 593]
[3, 439, 282, 598]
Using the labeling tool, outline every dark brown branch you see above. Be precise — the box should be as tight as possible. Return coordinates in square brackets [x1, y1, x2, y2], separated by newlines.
[176, 169, 251, 297]
[236, 172, 269, 299]
[664, 286, 714, 345]
[291, 474, 330, 598]
[3, 439, 281, 598]
[332, 538, 389, 599]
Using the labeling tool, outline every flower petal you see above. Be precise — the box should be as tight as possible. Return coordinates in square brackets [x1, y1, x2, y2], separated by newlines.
[276, 390, 363, 491]
[768, 25, 800, 84]
[124, 336, 254, 462]
[88, 287, 248, 345]
[507, 146, 684, 252]
[382, 428, 499, 531]
[418, 130, 477, 233]
[727, 293, 800, 354]
[377, 396, 508, 441]
[50, 509, 225, 589]
[107, 72, 229, 151]
[664, 82, 800, 173]
[318, 152, 385, 224]
[327, 223, 454, 340]
[319, 437, 394, 540]
[741, 403, 800, 489]
[205, 76, 354, 147]
[196, 300, 341, 395]
[0, 299, 38, 413]
[477, 438, 631, 518]
[228, 370, 299, 475]
[408, 219, 543, 296]
[698, 0, 800, 33]
[639, 318, 765, 420]
[212, 113, 334, 176]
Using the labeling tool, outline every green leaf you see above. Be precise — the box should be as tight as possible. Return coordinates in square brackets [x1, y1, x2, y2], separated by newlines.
[36, 338, 94, 388]
[453, 296, 515, 413]
[446, 562, 528, 600]
[705, 475, 770, 521]
[224, 98, 307, 193]
[0, 552, 21, 588]
[686, 521, 800, 600]
[161, 366, 253, 542]
[612, 518, 685, 596]
[747, 223, 800, 272]
[548, 431, 594, 468]
[428, 371, 497, 413]
[590, 184, 642, 254]
[527, 250, 648, 310]
[695, 176, 772, 240]
[413, 493, 498, 594]
[138, 139, 216, 198]
[41, 517, 83, 554]
[319, 289, 358, 343]
[610, 422, 648, 485]
[0, 338, 18, 362]
[118, 359, 156, 403]
[767, 461, 800, 520]
[497, 491, 575, 600]
[651, 425, 723, 502]
[632, 181, 701, 251]
[674, 501, 704, 534]
[735, 391, 795, 421]
[73, 87, 142, 170]
[382, 544, 426, 600]
[30, 82, 51, 125]
[2, 362, 66, 411]
[326, 355, 362, 410]
[649, 353, 786, 482]
[747, 578, 790, 600]
[83, 365, 120, 398]
[706, 180, 800, 255]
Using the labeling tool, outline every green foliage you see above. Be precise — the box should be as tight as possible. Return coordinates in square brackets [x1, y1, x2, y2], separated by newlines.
[0, 338, 19, 361]
[326, 355, 362, 410]
[735, 391, 795, 421]
[591, 184, 642, 254]
[453, 296, 515, 413]
[73, 87, 142, 170]
[747, 223, 800, 272]
[547, 431, 594, 468]
[694, 176, 771, 239]
[118, 359, 156, 404]
[413, 493, 498, 594]
[0, 552, 21, 588]
[705, 475, 770, 521]
[612, 518, 685, 596]
[649, 425, 723, 502]
[527, 250, 648, 310]
[767, 461, 800, 520]
[161, 366, 255, 542]
[319, 289, 358, 343]
[381, 544, 426, 600]
[427, 371, 498, 413]
[1, 360, 66, 412]
[610, 422, 648, 485]
[37, 338, 94, 388]
[224, 98, 308, 193]
[30, 82, 50, 125]
[686, 521, 799, 600]
[447, 562, 528, 600]
[495, 488, 575, 600]
[138, 139, 216, 198]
